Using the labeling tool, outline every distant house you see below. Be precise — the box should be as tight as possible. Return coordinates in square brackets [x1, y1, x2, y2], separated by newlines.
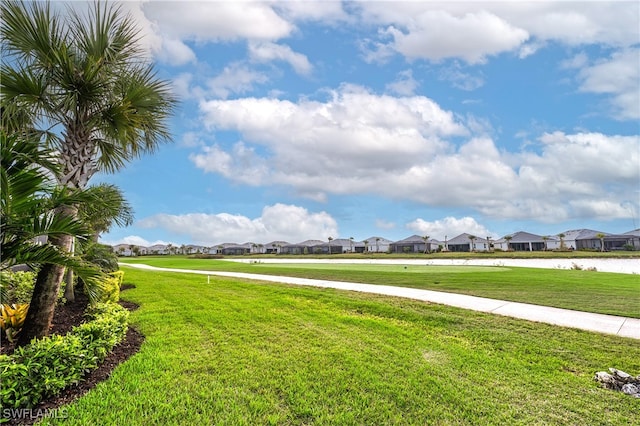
[495, 231, 558, 251]
[362, 236, 393, 253]
[623, 229, 640, 250]
[313, 238, 360, 254]
[281, 240, 324, 255]
[446, 234, 489, 252]
[264, 241, 289, 254]
[113, 244, 147, 256]
[561, 229, 638, 251]
[147, 244, 169, 255]
[389, 235, 437, 254]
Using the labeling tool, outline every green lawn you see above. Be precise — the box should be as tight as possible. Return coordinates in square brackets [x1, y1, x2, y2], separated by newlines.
[120, 257, 640, 318]
[41, 268, 639, 425]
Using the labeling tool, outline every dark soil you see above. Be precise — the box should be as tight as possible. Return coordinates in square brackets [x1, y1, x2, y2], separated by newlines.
[2, 286, 144, 426]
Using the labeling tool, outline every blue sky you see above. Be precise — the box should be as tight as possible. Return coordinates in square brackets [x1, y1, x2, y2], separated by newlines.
[97, 1, 640, 247]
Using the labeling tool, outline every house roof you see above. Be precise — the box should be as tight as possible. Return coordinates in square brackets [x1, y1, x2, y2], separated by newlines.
[561, 229, 609, 240]
[391, 234, 430, 244]
[289, 240, 325, 247]
[446, 233, 488, 244]
[497, 231, 556, 243]
[265, 241, 290, 247]
[363, 236, 393, 244]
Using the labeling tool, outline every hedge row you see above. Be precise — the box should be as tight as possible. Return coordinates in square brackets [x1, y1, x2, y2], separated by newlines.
[0, 302, 129, 409]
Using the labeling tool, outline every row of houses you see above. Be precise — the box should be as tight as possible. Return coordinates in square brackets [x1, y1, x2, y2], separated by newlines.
[113, 228, 640, 256]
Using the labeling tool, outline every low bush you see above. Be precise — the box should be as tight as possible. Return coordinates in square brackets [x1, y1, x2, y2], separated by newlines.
[0, 302, 129, 409]
[0, 271, 36, 305]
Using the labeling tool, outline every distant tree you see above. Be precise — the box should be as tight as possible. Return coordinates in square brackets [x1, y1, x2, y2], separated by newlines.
[504, 235, 513, 251]
[468, 235, 477, 252]
[542, 236, 551, 251]
[375, 238, 380, 253]
[349, 237, 354, 253]
[596, 233, 606, 252]
[363, 240, 369, 253]
[327, 236, 333, 255]
[422, 235, 431, 254]
[557, 233, 566, 250]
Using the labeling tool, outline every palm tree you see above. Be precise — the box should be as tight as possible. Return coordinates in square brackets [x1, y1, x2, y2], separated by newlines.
[375, 238, 380, 253]
[486, 236, 492, 253]
[542, 236, 550, 251]
[595, 233, 606, 252]
[62, 183, 133, 300]
[1, 130, 103, 346]
[504, 235, 513, 251]
[557, 233, 566, 250]
[468, 235, 477, 252]
[422, 235, 431, 254]
[327, 236, 333, 255]
[349, 237, 354, 253]
[1, 0, 176, 328]
[363, 240, 369, 253]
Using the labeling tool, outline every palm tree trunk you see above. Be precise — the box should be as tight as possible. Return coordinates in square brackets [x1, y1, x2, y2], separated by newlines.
[63, 237, 76, 302]
[16, 234, 72, 347]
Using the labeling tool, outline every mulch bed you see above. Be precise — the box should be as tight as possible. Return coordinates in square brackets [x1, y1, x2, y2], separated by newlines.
[2, 286, 144, 426]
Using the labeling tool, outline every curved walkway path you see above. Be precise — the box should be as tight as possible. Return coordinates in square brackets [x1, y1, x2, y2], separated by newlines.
[122, 263, 640, 340]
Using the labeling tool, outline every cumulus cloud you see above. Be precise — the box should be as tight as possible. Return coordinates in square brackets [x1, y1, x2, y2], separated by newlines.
[382, 10, 529, 64]
[576, 48, 640, 120]
[195, 85, 467, 197]
[136, 204, 338, 245]
[142, 1, 293, 42]
[357, 2, 639, 64]
[386, 69, 419, 96]
[249, 41, 313, 75]
[207, 63, 269, 99]
[406, 217, 495, 240]
[191, 83, 639, 223]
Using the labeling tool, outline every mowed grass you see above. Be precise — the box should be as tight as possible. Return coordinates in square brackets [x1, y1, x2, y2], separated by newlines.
[120, 257, 640, 318]
[41, 268, 639, 425]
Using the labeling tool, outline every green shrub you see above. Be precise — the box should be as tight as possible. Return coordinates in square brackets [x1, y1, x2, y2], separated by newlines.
[0, 271, 36, 305]
[0, 303, 129, 409]
[96, 273, 122, 303]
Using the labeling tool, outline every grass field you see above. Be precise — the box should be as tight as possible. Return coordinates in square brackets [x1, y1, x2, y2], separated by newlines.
[120, 257, 640, 318]
[40, 268, 640, 425]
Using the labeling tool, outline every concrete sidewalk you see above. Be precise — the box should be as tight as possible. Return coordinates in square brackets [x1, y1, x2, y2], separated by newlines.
[122, 263, 640, 340]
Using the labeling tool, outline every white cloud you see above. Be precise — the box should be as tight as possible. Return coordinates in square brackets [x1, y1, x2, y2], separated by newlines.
[385, 10, 529, 64]
[142, 1, 293, 42]
[439, 63, 485, 91]
[136, 204, 338, 244]
[207, 63, 269, 99]
[155, 37, 196, 66]
[577, 48, 640, 120]
[406, 217, 494, 240]
[386, 69, 419, 96]
[193, 84, 639, 223]
[357, 2, 639, 64]
[249, 41, 313, 75]
[196, 84, 467, 198]
[189, 142, 268, 185]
